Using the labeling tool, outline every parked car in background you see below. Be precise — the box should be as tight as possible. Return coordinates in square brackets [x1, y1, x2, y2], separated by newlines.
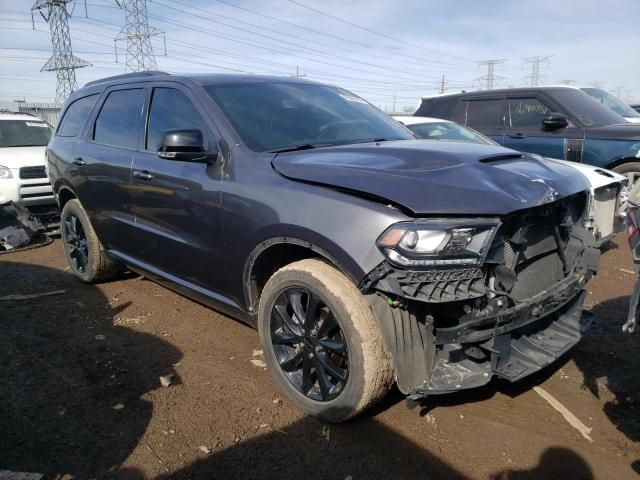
[395, 115, 627, 245]
[49, 72, 600, 421]
[580, 87, 640, 123]
[0, 111, 58, 227]
[631, 105, 640, 114]
[392, 115, 494, 144]
[415, 86, 640, 184]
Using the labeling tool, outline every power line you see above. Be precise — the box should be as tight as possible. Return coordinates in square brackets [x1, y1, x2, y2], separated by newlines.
[31, 0, 91, 103]
[286, 0, 475, 63]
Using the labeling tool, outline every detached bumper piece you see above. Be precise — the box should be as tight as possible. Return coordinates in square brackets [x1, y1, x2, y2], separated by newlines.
[422, 291, 590, 396]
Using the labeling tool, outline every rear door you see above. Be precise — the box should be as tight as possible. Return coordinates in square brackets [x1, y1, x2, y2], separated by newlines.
[128, 84, 226, 292]
[502, 94, 584, 160]
[462, 96, 506, 145]
[73, 86, 144, 253]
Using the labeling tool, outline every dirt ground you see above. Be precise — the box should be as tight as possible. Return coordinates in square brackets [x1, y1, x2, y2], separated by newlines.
[1, 235, 639, 480]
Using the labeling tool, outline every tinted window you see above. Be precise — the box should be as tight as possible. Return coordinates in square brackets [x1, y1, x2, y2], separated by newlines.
[582, 88, 640, 118]
[508, 98, 551, 127]
[407, 121, 495, 145]
[466, 99, 502, 126]
[57, 94, 99, 137]
[552, 89, 625, 127]
[0, 120, 52, 147]
[93, 89, 144, 148]
[415, 98, 456, 119]
[204, 83, 412, 152]
[146, 88, 209, 152]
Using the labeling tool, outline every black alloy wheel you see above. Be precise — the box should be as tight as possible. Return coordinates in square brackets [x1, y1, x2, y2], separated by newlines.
[64, 213, 89, 274]
[270, 288, 349, 402]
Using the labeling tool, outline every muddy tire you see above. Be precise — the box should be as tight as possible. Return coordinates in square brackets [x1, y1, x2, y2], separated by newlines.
[258, 258, 394, 422]
[613, 162, 640, 186]
[61, 199, 120, 283]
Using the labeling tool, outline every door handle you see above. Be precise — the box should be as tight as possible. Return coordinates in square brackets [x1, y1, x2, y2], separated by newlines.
[508, 133, 526, 139]
[72, 157, 86, 166]
[133, 169, 154, 180]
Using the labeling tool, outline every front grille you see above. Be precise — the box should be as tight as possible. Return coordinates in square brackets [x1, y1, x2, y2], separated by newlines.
[490, 192, 588, 301]
[19, 166, 47, 179]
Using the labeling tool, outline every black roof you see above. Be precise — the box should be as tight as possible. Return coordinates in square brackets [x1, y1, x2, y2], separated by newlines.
[422, 85, 582, 100]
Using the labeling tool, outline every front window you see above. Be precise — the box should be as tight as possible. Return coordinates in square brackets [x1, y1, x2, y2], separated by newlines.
[582, 87, 640, 119]
[0, 119, 52, 147]
[407, 121, 496, 145]
[204, 82, 413, 152]
[508, 98, 552, 127]
[552, 89, 625, 127]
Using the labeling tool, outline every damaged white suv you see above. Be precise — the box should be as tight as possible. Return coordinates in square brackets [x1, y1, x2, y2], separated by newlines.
[0, 111, 57, 220]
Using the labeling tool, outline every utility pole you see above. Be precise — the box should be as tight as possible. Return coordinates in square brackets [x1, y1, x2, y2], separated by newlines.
[114, 0, 164, 72]
[522, 55, 552, 87]
[392, 94, 396, 114]
[476, 59, 506, 90]
[31, 0, 91, 104]
[440, 75, 445, 94]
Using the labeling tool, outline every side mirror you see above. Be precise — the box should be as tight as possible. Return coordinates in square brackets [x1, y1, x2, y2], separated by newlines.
[157, 129, 218, 163]
[542, 112, 569, 131]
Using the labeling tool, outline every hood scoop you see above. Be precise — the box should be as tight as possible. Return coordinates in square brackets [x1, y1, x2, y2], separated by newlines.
[479, 153, 526, 163]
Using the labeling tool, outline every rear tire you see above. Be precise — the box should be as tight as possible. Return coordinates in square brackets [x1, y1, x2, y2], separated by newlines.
[61, 199, 120, 283]
[258, 259, 393, 422]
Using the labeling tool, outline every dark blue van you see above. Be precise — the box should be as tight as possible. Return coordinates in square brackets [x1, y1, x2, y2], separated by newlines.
[415, 86, 640, 183]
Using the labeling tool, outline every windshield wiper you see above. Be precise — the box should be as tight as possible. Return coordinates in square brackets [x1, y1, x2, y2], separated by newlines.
[269, 143, 320, 153]
[343, 138, 392, 146]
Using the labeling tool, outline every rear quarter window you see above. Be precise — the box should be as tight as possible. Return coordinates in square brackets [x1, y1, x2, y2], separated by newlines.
[56, 94, 99, 137]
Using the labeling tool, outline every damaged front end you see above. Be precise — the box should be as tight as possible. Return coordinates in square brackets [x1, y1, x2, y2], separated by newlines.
[361, 191, 599, 400]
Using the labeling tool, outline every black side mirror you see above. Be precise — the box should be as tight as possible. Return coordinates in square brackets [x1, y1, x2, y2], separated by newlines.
[157, 129, 218, 163]
[542, 112, 569, 130]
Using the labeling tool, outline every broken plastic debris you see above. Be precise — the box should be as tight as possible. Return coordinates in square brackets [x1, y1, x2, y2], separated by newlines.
[112, 403, 125, 411]
[159, 374, 174, 387]
[198, 445, 211, 454]
[250, 359, 267, 368]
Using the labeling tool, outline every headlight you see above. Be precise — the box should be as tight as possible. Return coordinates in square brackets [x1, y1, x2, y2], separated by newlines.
[0, 165, 12, 179]
[377, 219, 499, 267]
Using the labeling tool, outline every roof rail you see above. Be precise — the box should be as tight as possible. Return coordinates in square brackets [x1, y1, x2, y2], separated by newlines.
[84, 71, 170, 87]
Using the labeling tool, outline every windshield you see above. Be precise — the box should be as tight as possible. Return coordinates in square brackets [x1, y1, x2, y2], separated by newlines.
[0, 119, 52, 147]
[406, 121, 496, 145]
[552, 89, 626, 127]
[582, 88, 640, 119]
[204, 82, 413, 152]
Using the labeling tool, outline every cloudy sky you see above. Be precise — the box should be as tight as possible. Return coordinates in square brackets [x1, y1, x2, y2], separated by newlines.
[0, 0, 638, 110]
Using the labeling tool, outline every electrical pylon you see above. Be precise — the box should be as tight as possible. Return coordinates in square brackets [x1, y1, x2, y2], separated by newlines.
[31, 0, 91, 104]
[114, 0, 164, 72]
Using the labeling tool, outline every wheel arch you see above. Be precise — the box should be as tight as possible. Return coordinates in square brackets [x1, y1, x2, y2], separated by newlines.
[606, 156, 640, 171]
[243, 236, 363, 313]
[57, 185, 78, 211]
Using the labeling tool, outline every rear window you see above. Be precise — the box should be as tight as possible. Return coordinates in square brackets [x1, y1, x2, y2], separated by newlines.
[93, 89, 144, 149]
[0, 119, 52, 147]
[466, 99, 503, 126]
[57, 94, 99, 137]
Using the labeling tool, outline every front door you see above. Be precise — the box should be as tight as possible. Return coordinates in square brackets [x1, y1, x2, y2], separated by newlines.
[502, 95, 584, 161]
[129, 85, 226, 293]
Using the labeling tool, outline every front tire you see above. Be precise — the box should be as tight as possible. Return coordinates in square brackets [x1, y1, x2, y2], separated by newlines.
[613, 162, 640, 187]
[258, 259, 393, 422]
[61, 199, 120, 283]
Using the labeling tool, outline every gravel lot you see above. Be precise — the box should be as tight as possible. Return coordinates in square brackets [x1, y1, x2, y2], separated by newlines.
[1, 235, 638, 479]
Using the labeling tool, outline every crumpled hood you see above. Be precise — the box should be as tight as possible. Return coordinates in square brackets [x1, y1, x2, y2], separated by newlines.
[272, 140, 590, 216]
[0, 146, 46, 169]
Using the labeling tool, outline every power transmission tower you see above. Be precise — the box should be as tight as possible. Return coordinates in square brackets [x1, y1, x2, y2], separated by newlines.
[476, 59, 506, 90]
[440, 75, 445, 94]
[522, 55, 552, 86]
[31, 0, 91, 104]
[114, 0, 164, 72]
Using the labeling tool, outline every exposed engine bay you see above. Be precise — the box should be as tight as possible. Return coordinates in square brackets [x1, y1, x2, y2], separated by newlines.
[361, 192, 600, 399]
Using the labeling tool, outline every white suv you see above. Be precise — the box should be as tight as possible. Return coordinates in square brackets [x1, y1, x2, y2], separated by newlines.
[0, 112, 56, 214]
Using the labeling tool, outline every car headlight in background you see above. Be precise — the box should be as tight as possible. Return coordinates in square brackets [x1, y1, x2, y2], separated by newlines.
[0, 165, 12, 179]
[377, 219, 499, 267]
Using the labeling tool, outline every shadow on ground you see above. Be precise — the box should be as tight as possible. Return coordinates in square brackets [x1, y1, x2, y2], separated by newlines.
[0, 261, 182, 478]
[575, 295, 640, 444]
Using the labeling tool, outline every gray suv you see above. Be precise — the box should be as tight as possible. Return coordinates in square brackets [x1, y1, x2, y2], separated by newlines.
[47, 72, 599, 421]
